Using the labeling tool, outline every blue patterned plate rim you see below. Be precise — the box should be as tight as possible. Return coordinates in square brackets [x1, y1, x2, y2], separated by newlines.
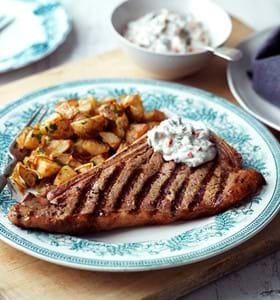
[0, 78, 279, 272]
[0, 0, 71, 73]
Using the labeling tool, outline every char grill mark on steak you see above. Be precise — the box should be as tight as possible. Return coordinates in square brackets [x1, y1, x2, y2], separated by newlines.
[93, 163, 124, 217]
[170, 175, 190, 214]
[79, 165, 119, 215]
[177, 163, 215, 211]
[213, 169, 230, 207]
[71, 171, 101, 215]
[108, 149, 154, 211]
[159, 165, 190, 212]
[140, 161, 177, 211]
[154, 164, 183, 210]
[113, 168, 142, 210]
[188, 161, 218, 211]
[121, 152, 163, 211]
[48, 138, 149, 201]
[7, 134, 266, 234]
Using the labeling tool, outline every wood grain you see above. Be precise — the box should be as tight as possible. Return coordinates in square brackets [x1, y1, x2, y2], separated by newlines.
[0, 18, 279, 300]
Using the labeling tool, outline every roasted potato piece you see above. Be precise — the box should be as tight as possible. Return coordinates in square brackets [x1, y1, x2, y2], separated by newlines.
[73, 112, 92, 121]
[80, 139, 109, 156]
[121, 95, 144, 122]
[35, 157, 61, 179]
[98, 100, 123, 121]
[40, 113, 73, 138]
[116, 142, 128, 153]
[68, 156, 83, 168]
[16, 163, 38, 187]
[71, 115, 108, 138]
[99, 132, 121, 149]
[90, 153, 108, 166]
[45, 139, 73, 154]
[50, 153, 72, 166]
[75, 162, 95, 174]
[74, 139, 87, 155]
[98, 96, 116, 105]
[22, 149, 47, 170]
[126, 123, 149, 144]
[9, 169, 27, 192]
[55, 99, 79, 119]
[78, 97, 97, 114]
[147, 122, 160, 129]
[143, 110, 165, 122]
[54, 165, 77, 185]
[10, 93, 166, 194]
[16, 127, 42, 150]
[34, 179, 52, 196]
[113, 113, 129, 138]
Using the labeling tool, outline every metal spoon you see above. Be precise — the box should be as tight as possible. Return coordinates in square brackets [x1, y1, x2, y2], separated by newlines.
[203, 46, 243, 61]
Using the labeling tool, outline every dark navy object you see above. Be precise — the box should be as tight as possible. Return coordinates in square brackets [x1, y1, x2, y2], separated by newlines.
[251, 27, 280, 107]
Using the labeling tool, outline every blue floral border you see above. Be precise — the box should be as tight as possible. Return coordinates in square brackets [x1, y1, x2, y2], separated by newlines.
[0, 78, 279, 271]
[0, 0, 71, 72]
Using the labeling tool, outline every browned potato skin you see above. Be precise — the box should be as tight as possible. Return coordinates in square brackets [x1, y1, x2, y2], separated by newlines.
[98, 100, 123, 121]
[143, 110, 166, 122]
[99, 132, 121, 149]
[71, 115, 108, 138]
[11, 94, 166, 191]
[45, 139, 73, 154]
[75, 163, 95, 174]
[55, 99, 79, 119]
[147, 122, 160, 129]
[90, 153, 108, 166]
[50, 153, 72, 165]
[17, 163, 38, 187]
[113, 113, 129, 138]
[40, 113, 74, 139]
[79, 139, 110, 156]
[54, 166, 77, 185]
[126, 123, 149, 144]
[122, 95, 144, 122]
[78, 97, 97, 115]
[73, 112, 92, 121]
[35, 157, 61, 179]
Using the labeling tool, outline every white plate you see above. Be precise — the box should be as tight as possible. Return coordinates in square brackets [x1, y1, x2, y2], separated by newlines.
[227, 27, 280, 131]
[0, 79, 279, 271]
[0, 0, 71, 73]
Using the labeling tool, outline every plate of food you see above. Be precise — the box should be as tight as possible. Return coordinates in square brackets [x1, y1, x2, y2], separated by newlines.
[0, 79, 279, 271]
[0, 0, 71, 73]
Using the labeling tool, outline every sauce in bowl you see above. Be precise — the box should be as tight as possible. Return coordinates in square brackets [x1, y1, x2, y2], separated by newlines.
[124, 9, 210, 54]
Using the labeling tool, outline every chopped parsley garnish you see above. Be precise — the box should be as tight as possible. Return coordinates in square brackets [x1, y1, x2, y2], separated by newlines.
[31, 133, 42, 141]
[113, 106, 119, 114]
[49, 124, 58, 131]
[37, 147, 45, 154]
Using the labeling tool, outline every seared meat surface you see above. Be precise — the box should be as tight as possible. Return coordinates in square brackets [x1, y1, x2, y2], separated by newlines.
[9, 134, 265, 234]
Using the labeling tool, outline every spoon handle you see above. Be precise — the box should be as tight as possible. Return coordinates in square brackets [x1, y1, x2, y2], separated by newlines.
[206, 46, 243, 61]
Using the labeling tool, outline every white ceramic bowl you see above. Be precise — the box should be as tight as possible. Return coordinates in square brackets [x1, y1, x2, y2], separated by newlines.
[110, 0, 232, 79]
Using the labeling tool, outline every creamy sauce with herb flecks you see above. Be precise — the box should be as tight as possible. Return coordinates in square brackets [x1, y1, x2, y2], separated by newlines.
[124, 9, 210, 54]
[147, 117, 217, 167]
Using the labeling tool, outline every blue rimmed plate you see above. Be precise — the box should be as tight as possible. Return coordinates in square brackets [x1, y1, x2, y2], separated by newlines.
[0, 79, 279, 272]
[0, 0, 71, 73]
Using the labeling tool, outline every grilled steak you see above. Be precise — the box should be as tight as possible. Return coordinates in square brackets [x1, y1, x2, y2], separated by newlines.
[8, 134, 265, 234]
